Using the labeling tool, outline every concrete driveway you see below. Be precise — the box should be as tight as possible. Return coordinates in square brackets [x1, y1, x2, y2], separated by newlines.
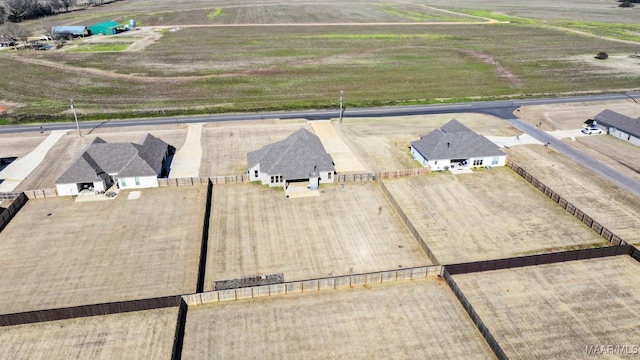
[169, 123, 203, 178]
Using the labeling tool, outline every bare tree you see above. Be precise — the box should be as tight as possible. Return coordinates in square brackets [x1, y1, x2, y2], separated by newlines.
[59, 0, 77, 12]
[47, 0, 64, 13]
[0, 6, 6, 25]
[0, 22, 29, 48]
[5, 0, 44, 21]
[39, 18, 55, 37]
[46, 0, 76, 13]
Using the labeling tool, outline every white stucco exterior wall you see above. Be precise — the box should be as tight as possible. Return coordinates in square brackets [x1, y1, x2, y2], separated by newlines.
[410, 146, 430, 168]
[319, 171, 335, 184]
[410, 145, 506, 171]
[609, 127, 640, 146]
[56, 183, 78, 196]
[118, 176, 158, 189]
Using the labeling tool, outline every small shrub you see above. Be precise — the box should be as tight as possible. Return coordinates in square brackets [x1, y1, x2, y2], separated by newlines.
[595, 52, 608, 60]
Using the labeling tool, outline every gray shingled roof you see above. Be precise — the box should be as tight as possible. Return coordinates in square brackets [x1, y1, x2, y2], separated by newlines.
[411, 119, 505, 160]
[594, 109, 640, 138]
[56, 134, 168, 184]
[247, 128, 334, 180]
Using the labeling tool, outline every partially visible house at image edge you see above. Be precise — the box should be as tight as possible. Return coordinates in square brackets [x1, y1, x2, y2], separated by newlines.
[55, 134, 174, 196]
[593, 109, 640, 146]
[410, 119, 506, 172]
[247, 128, 335, 190]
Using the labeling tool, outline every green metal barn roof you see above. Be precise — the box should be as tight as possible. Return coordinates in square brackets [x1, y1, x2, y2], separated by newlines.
[88, 21, 121, 35]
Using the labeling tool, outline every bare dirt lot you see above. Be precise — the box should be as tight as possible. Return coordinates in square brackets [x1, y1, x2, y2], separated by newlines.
[382, 168, 608, 265]
[336, 113, 516, 171]
[198, 119, 308, 176]
[0, 307, 177, 360]
[204, 182, 431, 291]
[453, 255, 640, 360]
[505, 145, 640, 245]
[0, 186, 205, 314]
[11, 124, 187, 191]
[183, 277, 495, 360]
[0, 132, 50, 160]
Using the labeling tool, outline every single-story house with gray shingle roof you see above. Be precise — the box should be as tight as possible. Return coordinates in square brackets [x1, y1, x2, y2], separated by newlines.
[55, 134, 173, 196]
[247, 128, 335, 190]
[410, 119, 506, 171]
[593, 109, 640, 146]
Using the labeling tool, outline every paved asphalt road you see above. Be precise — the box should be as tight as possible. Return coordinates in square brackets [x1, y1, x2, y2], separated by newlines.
[2, 92, 639, 196]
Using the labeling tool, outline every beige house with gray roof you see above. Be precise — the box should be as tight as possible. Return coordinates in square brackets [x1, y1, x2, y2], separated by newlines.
[410, 119, 506, 171]
[55, 134, 173, 196]
[593, 109, 640, 146]
[247, 128, 335, 190]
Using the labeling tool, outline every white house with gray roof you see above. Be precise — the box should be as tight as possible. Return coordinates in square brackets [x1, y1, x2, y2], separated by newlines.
[593, 109, 640, 146]
[247, 128, 335, 189]
[410, 119, 506, 171]
[55, 134, 173, 196]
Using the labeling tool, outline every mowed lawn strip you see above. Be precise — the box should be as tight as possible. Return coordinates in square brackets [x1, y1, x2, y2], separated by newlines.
[0, 307, 177, 360]
[0, 186, 206, 314]
[183, 277, 495, 359]
[452, 256, 640, 359]
[383, 168, 609, 265]
[505, 145, 640, 244]
[204, 182, 431, 290]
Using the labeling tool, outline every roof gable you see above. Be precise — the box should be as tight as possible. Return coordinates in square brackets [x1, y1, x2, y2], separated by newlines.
[411, 119, 505, 160]
[247, 128, 334, 179]
[55, 133, 169, 184]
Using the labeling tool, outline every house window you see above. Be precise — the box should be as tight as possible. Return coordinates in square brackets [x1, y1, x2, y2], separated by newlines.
[434, 161, 437, 165]
[270, 176, 274, 183]
[492, 157, 499, 165]
[254, 170, 258, 177]
[473, 159, 483, 166]
[135, 177, 140, 186]
[328, 172, 332, 180]
[121, 178, 127, 187]
[279, 175, 283, 183]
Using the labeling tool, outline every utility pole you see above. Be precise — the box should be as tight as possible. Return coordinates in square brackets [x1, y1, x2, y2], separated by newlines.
[70, 99, 81, 137]
[339, 90, 344, 124]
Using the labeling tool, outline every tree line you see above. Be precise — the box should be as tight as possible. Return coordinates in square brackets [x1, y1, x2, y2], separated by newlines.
[0, 0, 115, 24]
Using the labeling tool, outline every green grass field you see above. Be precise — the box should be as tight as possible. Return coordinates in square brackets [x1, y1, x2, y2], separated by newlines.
[1, 0, 638, 122]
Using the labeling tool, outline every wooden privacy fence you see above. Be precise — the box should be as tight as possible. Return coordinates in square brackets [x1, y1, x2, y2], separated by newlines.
[336, 168, 431, 183]
[376, 167, 431, 180]
[22, 188, 58, 199]
[506, 159, 628, 246]
[183, 265, 442, 306]
[378, 180, 439, 264]
[445, 245, 633, 276]
[159, 177, 210, 186]
[0, 192, 28, 232]
[336, 172, 375, 183]
[0, 295, 182, 327]
[441, 267, 507, 360]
